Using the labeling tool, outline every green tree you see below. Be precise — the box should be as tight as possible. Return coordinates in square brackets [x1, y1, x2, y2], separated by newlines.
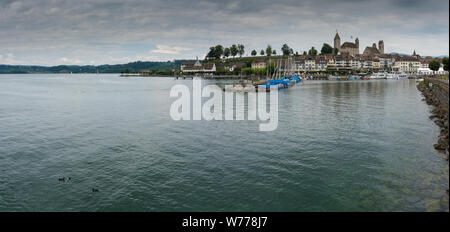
[224, 47, 230, 58]
[303, 51, 307, 56]
[260, 50, 265, 56]
[272, 50, 276, 55]
[251, 50, 257, 56]
[266, 45, 272, 57]
[214, 45, 224, 58]
[442, 57, 449, 71]
[206, 47, 215, 59]
[230, 44, 238, 57]
[308, 46, 318, 56]
[320, 43, 333, 54]
[238, 44, 245, 57]
[206, 45, 224, 60]
[428, 60, 441, 74]
[281, 44, 292, 56]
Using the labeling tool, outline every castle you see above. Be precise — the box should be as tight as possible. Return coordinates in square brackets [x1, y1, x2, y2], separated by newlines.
[363, 41, 384, 56]
[333, 31, 384, 56]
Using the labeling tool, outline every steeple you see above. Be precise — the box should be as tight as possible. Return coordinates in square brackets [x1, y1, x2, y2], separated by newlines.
[334, 30, 340, 40]
[413, 50, 416, 56]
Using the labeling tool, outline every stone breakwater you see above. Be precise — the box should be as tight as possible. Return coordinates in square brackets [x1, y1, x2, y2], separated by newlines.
[417, 78, 449, 160]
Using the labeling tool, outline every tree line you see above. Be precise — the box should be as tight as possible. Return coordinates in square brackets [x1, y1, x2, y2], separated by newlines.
[206, 44, 245, 60]
[428, 57, 449, 73]
[206, 43, 341, 60]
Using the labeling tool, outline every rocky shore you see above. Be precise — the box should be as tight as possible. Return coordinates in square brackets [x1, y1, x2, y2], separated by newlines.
[417, 78, 449, 160]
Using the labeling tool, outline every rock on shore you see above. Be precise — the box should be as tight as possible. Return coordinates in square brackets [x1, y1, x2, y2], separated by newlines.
[417, 78, 449, 160]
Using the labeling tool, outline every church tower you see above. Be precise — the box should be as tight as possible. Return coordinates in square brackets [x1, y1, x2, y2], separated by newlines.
[334, 31, 341, 55]
[378, 40, 384, 54]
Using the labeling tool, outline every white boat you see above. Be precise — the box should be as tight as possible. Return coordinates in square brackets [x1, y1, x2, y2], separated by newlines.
[328, 75, 339, 80]
[370, 72, 388, 79]
[386, 73, 397, 79]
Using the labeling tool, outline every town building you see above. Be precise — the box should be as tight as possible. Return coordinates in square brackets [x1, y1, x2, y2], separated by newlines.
[181, 59, 216, 73]
[292, 55, 329, 72]
[334, 53, 359, 70]
[315, 56, 328, 71]
[377, 54, 395, 70]
[417, 67, 447, 75]
[393, 56, 421, 74]
[373, 59, 381, 70]
[251, 60, 267, 69]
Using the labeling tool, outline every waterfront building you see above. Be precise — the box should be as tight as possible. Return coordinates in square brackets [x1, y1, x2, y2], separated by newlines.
[226, 64, 239, 72]
[181, 59, 216, 73]
[292, 55, 328, 72]
[334, 53, 359, 70]
[420, 61, 430, 69]
[305, 56, 316, 71]
[373, 59, 381, 70]
[180, 59, 201, 71]
[378, 54, 395, 70]
[418, 67, 448, 75]
[360, 55, 374, 70]
[393, 56, 421, 74]
[315, 56, 328, 71]
[225, 61, 246, 72]
[293, 56, 305, 72]
[326, 56, 336, 70]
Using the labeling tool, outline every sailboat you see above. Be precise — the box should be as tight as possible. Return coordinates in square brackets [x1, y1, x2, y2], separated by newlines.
[258, 57, 300, 91]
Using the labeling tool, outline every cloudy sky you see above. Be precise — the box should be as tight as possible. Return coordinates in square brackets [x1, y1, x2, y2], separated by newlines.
[0, 0, 448, 66]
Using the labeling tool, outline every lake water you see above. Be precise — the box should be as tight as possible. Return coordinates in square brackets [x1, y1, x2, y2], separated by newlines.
[0, 74, 448, 212]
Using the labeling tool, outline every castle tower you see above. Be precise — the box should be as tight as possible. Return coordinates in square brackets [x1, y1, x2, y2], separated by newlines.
[372, 43, 377, 49]
[334, 31, 341, 55]
[378, 40, 384, 54]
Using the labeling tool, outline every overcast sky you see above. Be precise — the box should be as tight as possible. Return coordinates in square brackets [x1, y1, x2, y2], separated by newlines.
[0, 0, 448, 66]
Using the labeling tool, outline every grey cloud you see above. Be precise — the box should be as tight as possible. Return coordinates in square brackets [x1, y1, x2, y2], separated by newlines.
[0, 0, 448, 65]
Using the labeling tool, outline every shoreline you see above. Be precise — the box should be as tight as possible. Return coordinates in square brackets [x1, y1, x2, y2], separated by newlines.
[417, 78, 449, 160]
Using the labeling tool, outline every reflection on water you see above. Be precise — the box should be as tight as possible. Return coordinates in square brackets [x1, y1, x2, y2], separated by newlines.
[0, 74, 448, 212]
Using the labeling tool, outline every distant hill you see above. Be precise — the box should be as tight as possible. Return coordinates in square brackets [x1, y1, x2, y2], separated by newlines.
[389, 52, 448, 58]
[0, 60, 195, 74]
[389, 52, 410, 56]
